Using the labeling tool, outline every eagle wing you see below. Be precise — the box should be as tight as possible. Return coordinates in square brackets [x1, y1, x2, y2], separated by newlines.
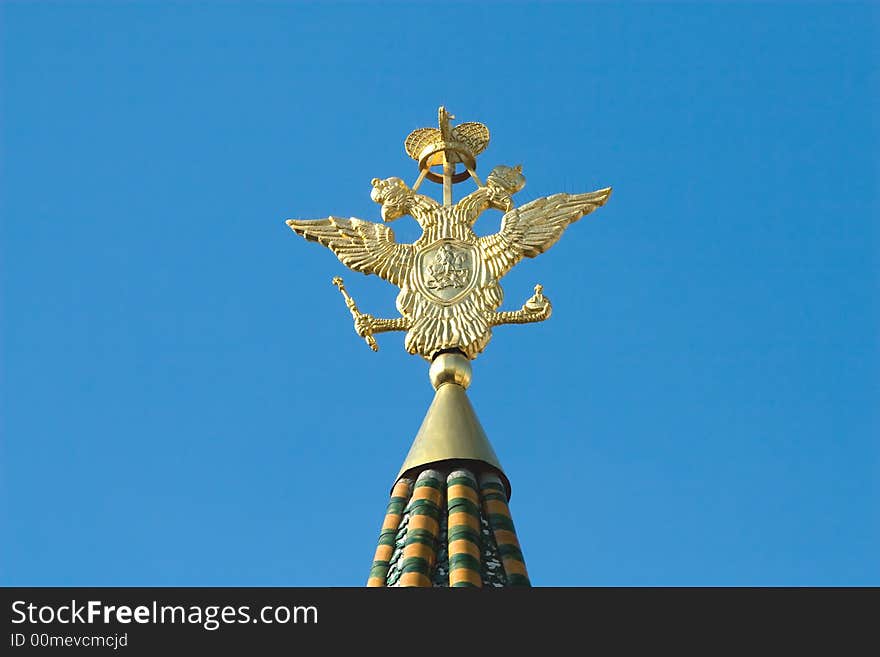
[286, 216, 414, 287]
[478, 188, 611, 280]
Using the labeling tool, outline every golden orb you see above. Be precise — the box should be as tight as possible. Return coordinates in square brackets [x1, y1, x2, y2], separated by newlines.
[429, 352, 472, 390]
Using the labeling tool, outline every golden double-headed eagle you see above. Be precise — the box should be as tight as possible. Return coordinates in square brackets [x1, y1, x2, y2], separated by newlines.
[286, 107, 611, 361]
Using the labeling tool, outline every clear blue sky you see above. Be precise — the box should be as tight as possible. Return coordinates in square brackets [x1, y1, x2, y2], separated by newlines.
[1, 2, 876, 586]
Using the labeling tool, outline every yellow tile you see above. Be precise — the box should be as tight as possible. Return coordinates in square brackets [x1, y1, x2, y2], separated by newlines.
[448, 539, 480, 559]
[447, 484, 478, 504]
[448, 512, 479, 531]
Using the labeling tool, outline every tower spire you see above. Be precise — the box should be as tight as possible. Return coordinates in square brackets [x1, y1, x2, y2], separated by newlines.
[283, 107, 612, 586]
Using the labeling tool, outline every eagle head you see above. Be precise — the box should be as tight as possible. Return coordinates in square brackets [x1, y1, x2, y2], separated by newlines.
[370, 177, 413, 222]
[486, 165, 526, 211]
[487, 165, 526, 195]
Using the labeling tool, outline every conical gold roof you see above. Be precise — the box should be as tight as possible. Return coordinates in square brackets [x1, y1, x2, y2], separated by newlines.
[395, 352, 509, 494]
[396, 382, 503, 477]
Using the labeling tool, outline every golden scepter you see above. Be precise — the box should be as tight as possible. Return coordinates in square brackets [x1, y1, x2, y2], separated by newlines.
[332, 277, 378, 351]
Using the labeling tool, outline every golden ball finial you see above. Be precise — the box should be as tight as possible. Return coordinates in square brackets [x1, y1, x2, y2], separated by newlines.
[429, 351, 472, 390]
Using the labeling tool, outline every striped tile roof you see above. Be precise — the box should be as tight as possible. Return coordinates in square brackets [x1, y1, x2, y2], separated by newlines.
[368, 466, 529, 587]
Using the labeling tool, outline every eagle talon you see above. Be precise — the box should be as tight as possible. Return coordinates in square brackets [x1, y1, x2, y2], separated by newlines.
[354, 314, 375, 338]
[523, 284, 551, 316]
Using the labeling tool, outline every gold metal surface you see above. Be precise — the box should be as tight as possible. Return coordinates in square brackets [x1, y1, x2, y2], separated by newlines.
[405, 106, 488, 186]
[332, 276, 377, 351]
[428, 351, 472, 390]
[285, 107, 612, 362]
[395, 373, 505, 488]
[394, 351, 501, 487]
[284, 107, 611, 486]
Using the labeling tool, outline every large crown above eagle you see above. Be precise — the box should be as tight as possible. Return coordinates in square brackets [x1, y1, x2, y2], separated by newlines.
[404, 107, 490, 184]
